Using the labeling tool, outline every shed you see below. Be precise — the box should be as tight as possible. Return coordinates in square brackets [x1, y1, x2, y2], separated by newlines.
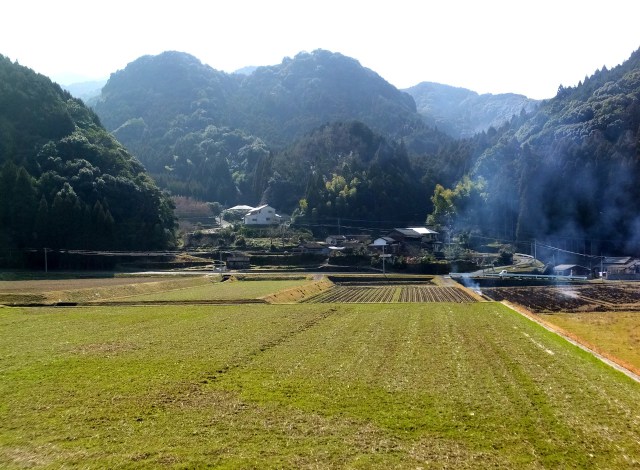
[553, 264, 590, 277]
[226, 254, 250, 270]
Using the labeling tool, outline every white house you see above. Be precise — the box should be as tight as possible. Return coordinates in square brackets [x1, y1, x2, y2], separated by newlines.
[244, 204, 281, 225]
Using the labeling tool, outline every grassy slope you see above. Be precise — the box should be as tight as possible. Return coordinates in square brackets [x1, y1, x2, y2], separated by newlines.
[543, 311, 640, 373]
[1, 303, 639, 468]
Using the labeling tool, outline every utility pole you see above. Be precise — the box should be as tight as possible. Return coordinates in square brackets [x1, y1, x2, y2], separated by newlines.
[382, 244, 386, 275]
[44, 247, 48, 273]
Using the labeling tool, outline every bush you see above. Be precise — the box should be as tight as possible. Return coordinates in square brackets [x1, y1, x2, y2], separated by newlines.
[498, 248, 513, 265]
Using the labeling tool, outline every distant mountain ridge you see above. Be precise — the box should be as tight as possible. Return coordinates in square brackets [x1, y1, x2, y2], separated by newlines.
[62, 79, 107, 105]
[95, 50, 427, 148]
[404, 81, 540, 138]
[92, 50, 453, 207]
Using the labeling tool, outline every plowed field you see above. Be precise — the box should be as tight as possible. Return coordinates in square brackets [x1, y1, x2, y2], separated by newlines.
[483, 283, 640, 313]
[304, 285, 476, 303]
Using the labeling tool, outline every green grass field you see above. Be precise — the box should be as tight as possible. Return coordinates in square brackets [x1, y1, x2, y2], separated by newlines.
[1, 302, 640, 468]
[120, 279, 314, 301]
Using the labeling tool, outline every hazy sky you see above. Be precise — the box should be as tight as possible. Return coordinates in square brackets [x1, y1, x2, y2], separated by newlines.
[3, 0, 639, 99]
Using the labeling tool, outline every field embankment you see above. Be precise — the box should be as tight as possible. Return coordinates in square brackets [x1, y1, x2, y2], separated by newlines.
[0, 275, 317, 306]
[0, 275, 216, 305]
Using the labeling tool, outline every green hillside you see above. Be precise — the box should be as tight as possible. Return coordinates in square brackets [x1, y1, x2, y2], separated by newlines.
[0, 55, 175, 267]
[429, 47, 640, 254]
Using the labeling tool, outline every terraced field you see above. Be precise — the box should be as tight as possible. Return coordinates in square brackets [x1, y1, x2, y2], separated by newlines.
[304, 285, 476, 303]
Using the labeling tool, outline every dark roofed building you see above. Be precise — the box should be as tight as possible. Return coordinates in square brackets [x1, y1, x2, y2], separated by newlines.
[553, 264, 590, 277]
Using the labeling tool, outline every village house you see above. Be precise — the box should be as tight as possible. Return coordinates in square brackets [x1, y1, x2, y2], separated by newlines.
[602, 256, 640, 280]
[244, 204, 281, 225]
[384, 227, 440, 254]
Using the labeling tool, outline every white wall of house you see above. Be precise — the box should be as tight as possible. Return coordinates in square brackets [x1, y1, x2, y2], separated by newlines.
[244, 205, 279, 225]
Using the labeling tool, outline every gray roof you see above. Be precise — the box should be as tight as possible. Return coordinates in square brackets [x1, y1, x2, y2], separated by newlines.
[554, 264, 588, 271]
[390, 228, 422, 238]
[603, 257, 632, 265]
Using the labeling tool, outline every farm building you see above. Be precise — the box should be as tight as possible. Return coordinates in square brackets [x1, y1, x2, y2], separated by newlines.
[226, 254, 250, 270]
[602, 257, 640, 280]
[244, 204, 281, 225]
[294, 242, 330, 255]
[553, 264, 591, 277]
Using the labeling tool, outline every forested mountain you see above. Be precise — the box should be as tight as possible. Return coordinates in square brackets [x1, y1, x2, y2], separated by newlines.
[231, 49, 424, 145]
[92, 50, 453, 208]
[436, 48, 640, 254]
[95, 50, 425, 148]
[0, 55, 175, 265]
[405, 82, 539, 138]
[264, 121, 426, 225]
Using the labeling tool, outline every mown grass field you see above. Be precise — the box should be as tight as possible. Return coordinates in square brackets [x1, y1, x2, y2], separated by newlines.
[2, 301, 640, 468]
[0, 275, 316, 305]
[121, 279, 314, 302]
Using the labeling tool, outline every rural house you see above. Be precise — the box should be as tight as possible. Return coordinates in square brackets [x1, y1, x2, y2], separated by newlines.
[244, 204, 281, 225]
[385, 227, 441, 254]
[369, 236, 400, 254]
[602, 257, 640, 280]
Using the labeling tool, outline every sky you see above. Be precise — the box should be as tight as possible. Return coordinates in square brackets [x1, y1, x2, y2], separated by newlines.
[3, 0, 640, 99]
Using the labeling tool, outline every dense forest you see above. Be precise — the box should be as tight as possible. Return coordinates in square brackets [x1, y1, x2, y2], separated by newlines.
[0, 55, 176, 266]
[436, 48, 640, 254]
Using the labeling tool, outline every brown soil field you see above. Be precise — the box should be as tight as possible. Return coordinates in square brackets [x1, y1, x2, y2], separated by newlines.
[483, 282, 640, 313]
